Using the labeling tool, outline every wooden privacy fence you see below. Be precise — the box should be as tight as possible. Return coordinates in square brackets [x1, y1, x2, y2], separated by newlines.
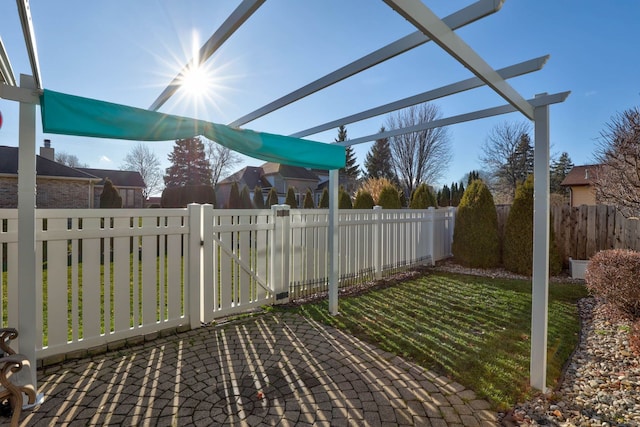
[0, 205, 455, 360]
[496, 204, 639, 262]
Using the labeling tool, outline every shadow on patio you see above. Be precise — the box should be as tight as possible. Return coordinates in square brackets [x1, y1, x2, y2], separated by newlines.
[20, 313, 497, 426]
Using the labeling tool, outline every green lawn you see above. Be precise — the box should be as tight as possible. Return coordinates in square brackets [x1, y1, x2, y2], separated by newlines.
[284, 271, 588, 410]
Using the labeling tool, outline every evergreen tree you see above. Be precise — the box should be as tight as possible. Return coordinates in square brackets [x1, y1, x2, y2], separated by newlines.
[240, 186, 253, 208]
[353, 190, 375, 209]
[285, 187, 298, 208]
[409, 183, 437, 209]
[466, 170, 481, 185]
[100, 178, 123, 208]
[550, 152, 573, 194]
[364, 127, 395, 181]
[336, 125, 359, 192]
[227, 182, 241, 209]
[377, 185, 402, 209]
[319, 187, 329, 208]
[266, 187, 279, 207]
[338, 187, 353, 209]
[452, 180, 500, 268]
[303, 188, 315, 208]
[253, 186, 265, 209]
[164, 137, 213, 187]
[438, 184, 451, 207]
[503, 175, 562, 275]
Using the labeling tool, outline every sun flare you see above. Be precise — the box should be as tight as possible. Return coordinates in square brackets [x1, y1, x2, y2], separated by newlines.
[180, 63, 211, 98]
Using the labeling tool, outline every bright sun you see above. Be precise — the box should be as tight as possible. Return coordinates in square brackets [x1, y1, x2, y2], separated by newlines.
[180, 64, 211, 98]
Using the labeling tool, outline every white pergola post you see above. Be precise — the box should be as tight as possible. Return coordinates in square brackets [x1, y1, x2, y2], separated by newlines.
[328, 169, 339, 315]
[531, 93, 551, 392]
[17, 74, 38, 390]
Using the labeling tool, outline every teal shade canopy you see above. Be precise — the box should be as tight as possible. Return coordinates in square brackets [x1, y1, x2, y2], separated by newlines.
[40, 89, 345, 170]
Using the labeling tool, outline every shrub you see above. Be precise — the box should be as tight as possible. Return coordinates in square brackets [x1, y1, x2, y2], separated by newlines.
[303, 188, 315, 208]
[319, 188, 329, 208]
[285, 187, 298, 208]
[253, 186, 265, 209]
[503, 175, 562, 276]
[339, 187, 352, 209]
[409, 183, 437, 209]
[353, 190, 375, 209]
[266, 187, 279, 207]
[452, 180, 500, 268]
[240, 186, 253, 208]
[358, 177, 394, 205]
[100, 178, 123, 208]
[160, 185, 216, 208]
[227, 182, 242, 209]
[585, 249, 640, 318]
[377, 185, 402, 209]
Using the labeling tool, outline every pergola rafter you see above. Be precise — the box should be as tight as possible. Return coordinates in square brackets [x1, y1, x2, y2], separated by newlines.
[228, 0, 503, 128]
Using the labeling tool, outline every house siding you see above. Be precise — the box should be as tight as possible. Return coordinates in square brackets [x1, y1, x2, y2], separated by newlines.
[570, 186, 596, 207]
[0, 176, 92, 208]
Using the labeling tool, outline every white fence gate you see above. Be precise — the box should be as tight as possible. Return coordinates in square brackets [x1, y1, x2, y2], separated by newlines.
[0, 205, 454, 359]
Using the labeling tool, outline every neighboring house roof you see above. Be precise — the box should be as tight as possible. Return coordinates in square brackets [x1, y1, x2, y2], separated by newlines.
[0, 146, 95, 179]
[261, 162, 319, 181]
[560, 165, 600, 187]
[218, 166, 271, 189]
[78, 168, 146, 188]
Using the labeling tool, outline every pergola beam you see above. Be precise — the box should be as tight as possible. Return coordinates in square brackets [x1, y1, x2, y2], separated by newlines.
[290, 55, 548, 138]
[0, 36, 16, 86]
[384, 0, 534, 120]
[229, 0, 503, 128]
[16, 0, 42, 89]
[148, 0, 266, 111]
[337, 91, 569, 147]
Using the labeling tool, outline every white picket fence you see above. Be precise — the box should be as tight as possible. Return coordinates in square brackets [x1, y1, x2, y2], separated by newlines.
[0, 205, 455, 359]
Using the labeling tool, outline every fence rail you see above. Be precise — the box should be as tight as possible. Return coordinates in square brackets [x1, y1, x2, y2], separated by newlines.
[496, 204, 639, 262]
[1, 205, 455, 360]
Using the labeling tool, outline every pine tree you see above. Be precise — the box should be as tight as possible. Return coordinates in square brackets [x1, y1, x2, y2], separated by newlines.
[164, 137, 213, 187]
[266, 187, 279, 207]
[438, 185, 451, 207]
[253, 186, 265, 209]
[336, 125, 359, 192]
[364, 127, 395, 181]
[550, 152, 573, 194]
[466, 170, 481, 185]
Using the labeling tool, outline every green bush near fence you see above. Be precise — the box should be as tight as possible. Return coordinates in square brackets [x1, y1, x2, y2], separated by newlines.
[503, 176, 562, 276]
[452, 179, 500, 268]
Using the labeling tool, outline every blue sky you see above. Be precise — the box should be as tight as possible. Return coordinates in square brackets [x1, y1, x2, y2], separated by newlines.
[1, 1, 638, 194]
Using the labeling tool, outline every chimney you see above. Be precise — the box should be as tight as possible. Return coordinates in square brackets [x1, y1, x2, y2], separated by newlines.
[40, 139, 55, 161]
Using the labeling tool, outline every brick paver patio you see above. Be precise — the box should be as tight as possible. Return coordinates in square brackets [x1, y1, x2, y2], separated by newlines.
[17, 313, 498, 426]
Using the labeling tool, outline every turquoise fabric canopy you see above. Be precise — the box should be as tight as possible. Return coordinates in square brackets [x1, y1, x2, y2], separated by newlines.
[40, 89, 345, 170]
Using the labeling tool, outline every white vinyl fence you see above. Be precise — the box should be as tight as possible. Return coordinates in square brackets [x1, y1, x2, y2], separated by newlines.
[0, 205, 454, 359]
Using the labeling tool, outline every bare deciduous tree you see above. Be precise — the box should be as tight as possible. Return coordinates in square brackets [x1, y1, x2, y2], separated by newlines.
[121, 143, 162, 198]
[206, 139, 242, 186]
[593, 107, 640, 217]
[480, 121, 533, 200]
[55, 152, 88, 168]
[386, 103, 451, 197]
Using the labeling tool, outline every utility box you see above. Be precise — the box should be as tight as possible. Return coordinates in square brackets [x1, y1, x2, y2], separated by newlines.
[569, 258, 589, 280]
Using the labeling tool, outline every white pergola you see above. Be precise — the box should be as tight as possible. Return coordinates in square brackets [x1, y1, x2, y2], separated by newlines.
[1, 0, 569, 396]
